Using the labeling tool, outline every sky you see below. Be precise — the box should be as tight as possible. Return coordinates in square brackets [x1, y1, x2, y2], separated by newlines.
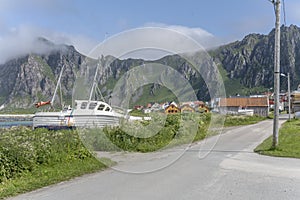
[0, 0, 300, 62]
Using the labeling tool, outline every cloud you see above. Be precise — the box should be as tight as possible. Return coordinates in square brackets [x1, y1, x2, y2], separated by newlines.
[0, 22, 221, 63]
[144, 23, 222, 49]
[87, 25, 222, 61]
[0, 25, 99, 64]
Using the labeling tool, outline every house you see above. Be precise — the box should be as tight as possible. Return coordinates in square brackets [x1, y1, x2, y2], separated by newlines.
[151, 103, 162, 111]
[197, 104, 209, 113]
[180, 104, 195, 113]
[218, 97, 269, 117]
[165, 102, 181, 114]
[134, 105, 144, 110]
[194, 101, 205, 108]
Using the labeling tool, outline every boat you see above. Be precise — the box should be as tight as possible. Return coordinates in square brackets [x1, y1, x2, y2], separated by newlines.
[33, 100, 122, 129]
[33, 57, 124, 129]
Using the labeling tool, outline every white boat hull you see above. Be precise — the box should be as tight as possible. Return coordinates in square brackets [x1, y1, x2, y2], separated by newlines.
[33, 101, 123, 129]
[33, 113, 121, 129]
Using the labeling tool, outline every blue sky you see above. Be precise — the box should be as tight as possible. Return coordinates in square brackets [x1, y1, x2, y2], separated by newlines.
[0, 0, 299, 62]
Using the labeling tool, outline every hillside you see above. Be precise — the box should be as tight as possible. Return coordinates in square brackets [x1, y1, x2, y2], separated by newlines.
[211, 24, 300, 95]
[1, 25, 300, 111]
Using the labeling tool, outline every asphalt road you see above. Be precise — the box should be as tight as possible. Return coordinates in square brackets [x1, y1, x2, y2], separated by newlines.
[8, 118, 300, 200]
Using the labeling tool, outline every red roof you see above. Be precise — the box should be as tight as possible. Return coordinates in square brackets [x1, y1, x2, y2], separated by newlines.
[219, 97, 268, 107]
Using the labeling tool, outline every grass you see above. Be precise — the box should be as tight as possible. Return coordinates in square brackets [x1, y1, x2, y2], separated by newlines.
[255, 119, 300, 158]
[224, 115, 267, 127]
[80, 113, 211, 153]
[0, 127, 113, 199]
[0, 158, 107, 199]
[79, 113, 267, 153]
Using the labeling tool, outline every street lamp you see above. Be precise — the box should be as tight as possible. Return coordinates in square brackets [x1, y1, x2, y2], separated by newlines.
[280, 73, 291, 120]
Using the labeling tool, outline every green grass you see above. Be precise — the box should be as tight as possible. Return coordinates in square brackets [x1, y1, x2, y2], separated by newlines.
[80, 113, 211, 153]
[0, 127, 112, 199]
[255, 119, 300, 158]
[80, 113, 267, 153]
[224, 115, 267, 127]
[0, 158, 106, 199]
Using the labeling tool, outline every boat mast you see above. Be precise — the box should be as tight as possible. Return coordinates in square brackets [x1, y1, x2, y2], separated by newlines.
[51, 63, 65, 106]
[88, 56, 103, 102]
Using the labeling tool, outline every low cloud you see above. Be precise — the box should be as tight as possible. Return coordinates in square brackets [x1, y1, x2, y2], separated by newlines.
[144, 23, 222, 49]
[0, 22, 223, 63]
[0, 25, 98, 64]
[88, 24, 222, 61]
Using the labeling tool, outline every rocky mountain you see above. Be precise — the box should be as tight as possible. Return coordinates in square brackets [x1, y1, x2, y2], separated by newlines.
[1, 25, 300, 111]
[0, 38, 84, 110]
[211, 24, 300, 94]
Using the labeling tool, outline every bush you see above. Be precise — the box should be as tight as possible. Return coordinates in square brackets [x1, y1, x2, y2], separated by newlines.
[0, 127, 93, 183]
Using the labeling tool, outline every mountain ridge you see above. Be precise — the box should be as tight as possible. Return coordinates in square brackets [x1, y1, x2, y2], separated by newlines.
[1, 25, 300, 111]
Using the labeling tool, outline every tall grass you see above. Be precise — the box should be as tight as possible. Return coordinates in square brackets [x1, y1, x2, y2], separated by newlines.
[79, 113, 211, 153]
[0, 127, 98, 184]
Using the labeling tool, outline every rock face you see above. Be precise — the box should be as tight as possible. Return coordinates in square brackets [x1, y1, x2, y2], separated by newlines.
[0, 39, 84, 108]
[211, 25, 300, 90]
[1, 25, 300, 109]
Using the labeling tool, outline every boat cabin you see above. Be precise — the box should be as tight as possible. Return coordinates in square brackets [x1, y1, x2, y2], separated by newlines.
[75, 100, 112, 112]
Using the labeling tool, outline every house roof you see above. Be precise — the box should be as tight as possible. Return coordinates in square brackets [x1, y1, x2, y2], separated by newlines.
[219, 97, 268, 107]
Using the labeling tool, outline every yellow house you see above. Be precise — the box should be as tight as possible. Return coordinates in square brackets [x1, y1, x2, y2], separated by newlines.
[198, 104, 209, 113]
[165, 103, 181, 114]
[180, 104, 195, 113]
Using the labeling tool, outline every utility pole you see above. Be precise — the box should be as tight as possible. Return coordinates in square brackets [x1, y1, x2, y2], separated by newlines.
[272, 0, 281, 148]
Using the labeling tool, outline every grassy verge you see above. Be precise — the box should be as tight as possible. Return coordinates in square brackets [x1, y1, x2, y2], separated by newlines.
[255, 119, 300, 158]
[80, 113, 211, 153]
[80, 113, 268, 153]
[0, 158, 106, 199]
[224, 115, 267, 127]
[0, 127, 112, 199]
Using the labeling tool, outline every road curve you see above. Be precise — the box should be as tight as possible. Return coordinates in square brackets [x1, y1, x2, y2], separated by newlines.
[8, 119, 300, 200]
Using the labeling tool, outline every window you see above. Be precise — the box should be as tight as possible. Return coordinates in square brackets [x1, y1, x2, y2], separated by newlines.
[98, 104, 105, 111]
[89, 102, 97, 110]
[105, 107, 111, 111]
[80, 102, 87, 109]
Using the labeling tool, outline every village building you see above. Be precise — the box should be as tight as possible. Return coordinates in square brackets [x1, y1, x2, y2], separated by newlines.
[218, 97, 269, 117]
[165, 102, 181, 114]
[180, 104, 195, 113]
[151, 103, 163, 111]
[197, 104, 209, 113]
